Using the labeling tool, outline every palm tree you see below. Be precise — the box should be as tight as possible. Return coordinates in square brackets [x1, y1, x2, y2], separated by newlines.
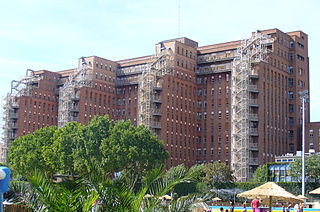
[9, 164, 211, 212]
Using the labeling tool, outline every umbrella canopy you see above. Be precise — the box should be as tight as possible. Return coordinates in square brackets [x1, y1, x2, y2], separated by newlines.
[237, 182, 300, 201]
[161, 195, 172, 200]
[237, 182, 301, 212]
[212, 197, 222, 201]
[144, 194, 154, 198]
[309, 187, 320, 194]
[297, 195, 308, 200]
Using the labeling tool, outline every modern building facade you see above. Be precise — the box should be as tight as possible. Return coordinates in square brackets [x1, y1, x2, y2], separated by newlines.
[1, 28, 310, 181]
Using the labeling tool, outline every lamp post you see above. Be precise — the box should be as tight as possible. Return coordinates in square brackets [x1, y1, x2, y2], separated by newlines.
[299, 90, 308, 197]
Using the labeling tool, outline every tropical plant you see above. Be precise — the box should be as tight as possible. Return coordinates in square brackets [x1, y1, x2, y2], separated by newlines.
[10, 171, 98, 212]
[9, 164, 209, 212]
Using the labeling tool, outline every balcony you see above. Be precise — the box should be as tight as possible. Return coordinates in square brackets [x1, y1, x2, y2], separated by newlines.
[152, 96, 162, 103]
[249, 99, 259, 107]
[150, 121, 161, 129]
[9, 122, 18, 129]
[9, 133, 17, 140]
[248, 85, 259, 93]
[70, 106, 79, 112]
[197, 55, 235, 64]
[152, 86, 162, 91]
[11, 103, 19, 109]
[249, 142, 259, 151]
[249, 113, 258, 121]
[9, 113, 18, 119]
[151, 108, 162, 116]
[115, 78, 139, 86]
[249, 70, 259, 79]
[116, 64, 148, 76]
[71, 96, 80, 102]
[70, 116, 78, 122]
[249, 158, 259, 166]
[249, 128, 258, 136]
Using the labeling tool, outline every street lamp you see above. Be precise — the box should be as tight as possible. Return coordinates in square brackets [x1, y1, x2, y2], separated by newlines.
[299, 90, 308, 197]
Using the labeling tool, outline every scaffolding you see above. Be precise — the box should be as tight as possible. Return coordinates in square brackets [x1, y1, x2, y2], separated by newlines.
[1, 69, 42, 163]
[138, 46, 174, 131]
[231, 32, 269, 182]
[58, 57, 92, 127]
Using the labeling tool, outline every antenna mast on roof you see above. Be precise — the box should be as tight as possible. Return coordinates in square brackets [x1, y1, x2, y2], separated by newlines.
[178, 0, 181, 37]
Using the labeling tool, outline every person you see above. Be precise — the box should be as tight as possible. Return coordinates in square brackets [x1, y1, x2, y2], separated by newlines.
[251, 197, 260, 212]
[286, 202, 293, 212]
[242, 201, 247, 212]
[282, 203, 286, 212]
[220, 207, 224, 212]
[230, 200, 235, 212]
[298, 202, 303, 212]
[294, 203, 299, 212]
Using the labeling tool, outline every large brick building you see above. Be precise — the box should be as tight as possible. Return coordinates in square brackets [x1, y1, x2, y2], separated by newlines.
[1, 28, 310, 181]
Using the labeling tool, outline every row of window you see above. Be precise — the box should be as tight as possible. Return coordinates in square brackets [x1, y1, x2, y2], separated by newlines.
[196, 74, 229, 85]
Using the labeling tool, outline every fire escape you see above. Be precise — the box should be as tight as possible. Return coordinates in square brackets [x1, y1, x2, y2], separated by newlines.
[231, 32, 271, 182]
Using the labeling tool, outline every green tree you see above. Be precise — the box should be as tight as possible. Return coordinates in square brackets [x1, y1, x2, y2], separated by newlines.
[8, 126, 57, 176]
[73, 115, 113, 174]
[290, 155, 320, 183]
[252, 163, 270, 182]
[42, 121, 83, 176]
[8, 115, 168, 178]
[100, 120, 168, 174]
[202, 161, 235, 188]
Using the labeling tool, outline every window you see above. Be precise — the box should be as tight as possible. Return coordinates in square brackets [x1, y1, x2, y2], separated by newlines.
[309, 129, 314, 137]
[211, 76, 214, 84]
[197, 89, 202, 96]
[288, 130, 294, 138]
[299, 68, 305, 76]
[289, 41, 294, 48]
[289, 104, 294, 113]
[287, 66, 293, 74]
[211, 88, 214, 96]
[288, 78, 294, 87]
[288, 91, 294, 99]
[289, 117, 294, 126]
[298, 42, 304, 49]
[297, 55, 305, 61]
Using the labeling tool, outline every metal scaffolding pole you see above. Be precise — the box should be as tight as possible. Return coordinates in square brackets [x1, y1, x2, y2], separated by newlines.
[58, 57, 92, 127]
[1, 70, 42, 163]
[231, 32, 270, 182]
[138, 46, 174, 132]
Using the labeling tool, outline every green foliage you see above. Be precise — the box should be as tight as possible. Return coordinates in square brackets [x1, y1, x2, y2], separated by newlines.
[43, 122, 83, 175]
[9, 164, 209, 212]
[252, 163, 270, 182]
[8, 126, 57, 176]
[202, 161, 235, 189]
[8, 115, 168, 178]
[73, 115, 113, 174]
[234, 182, 262, 191]
[100, 121, 168, 174]
[290, 155, 320, 183]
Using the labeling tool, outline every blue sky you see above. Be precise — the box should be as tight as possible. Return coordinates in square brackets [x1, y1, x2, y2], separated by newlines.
[0, 0, 319, 132]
